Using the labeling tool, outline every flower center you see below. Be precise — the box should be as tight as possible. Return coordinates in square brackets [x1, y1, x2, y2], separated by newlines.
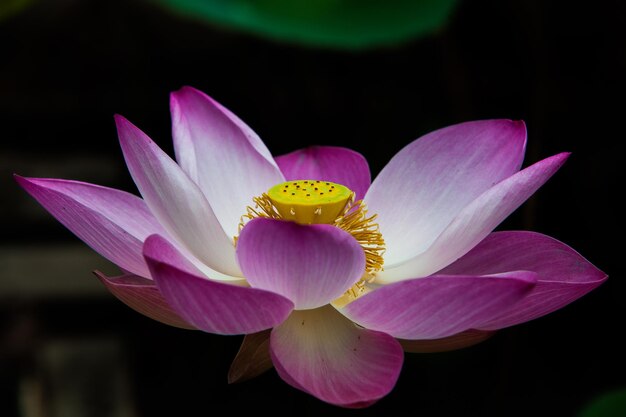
[237, 179, 385, 303]
[266, 180, 353, 225]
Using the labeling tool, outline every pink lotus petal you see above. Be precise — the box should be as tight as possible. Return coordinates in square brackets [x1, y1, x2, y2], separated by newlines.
[379, 153, 569, 282]
[144, 235, 293, 335]
[341, 272, 536, 339]
[365, 120, 527, 267]
[399, 329, 495, 353]
[141, 233, 247, 285]
[170, 87, 284, 238]
[237, 218, 365, 310]
[270, 305, 404, 407]
[15, 176, 164, 278]
[228, 329, 273, 384]
[94, 271, 194, 329]
[439, 231, 607, 329]
[275, 146, 371, 201]
[115, 115, 240, 277]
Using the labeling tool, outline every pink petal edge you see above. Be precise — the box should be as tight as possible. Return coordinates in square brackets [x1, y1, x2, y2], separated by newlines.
[341, 272, 537, 339]
[439, 231, 607, 329]
[270, 305, 404, 407]
[116, 115, 240, 277]
[15, 176, 164, 278]
[144, 234, 293, 335]
[379, 152, 570, 282]
[275, 146, 371, 201]
[170, 86, 284, 238]
[94, 271, 194, 329]
[237, 218, 365, 310]
[365, 119, 527, 267]
[399, 329, 495, 353]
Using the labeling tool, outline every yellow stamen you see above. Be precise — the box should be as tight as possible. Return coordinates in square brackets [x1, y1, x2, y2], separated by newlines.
[334, 199, 385, 276]
[236, 180, 385, 304]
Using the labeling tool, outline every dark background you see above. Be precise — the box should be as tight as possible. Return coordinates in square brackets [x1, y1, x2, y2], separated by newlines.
[1, 0, 624, 416]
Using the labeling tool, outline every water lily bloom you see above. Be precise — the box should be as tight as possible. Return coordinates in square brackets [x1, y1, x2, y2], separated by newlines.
[16, 86, 606, 407]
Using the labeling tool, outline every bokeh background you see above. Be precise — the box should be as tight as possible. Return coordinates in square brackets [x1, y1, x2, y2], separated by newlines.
[1, 0, 625, 416]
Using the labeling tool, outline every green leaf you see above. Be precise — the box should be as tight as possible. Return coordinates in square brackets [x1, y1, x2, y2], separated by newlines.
[579, 388, 626, 417]
[151, 0, 459, 49]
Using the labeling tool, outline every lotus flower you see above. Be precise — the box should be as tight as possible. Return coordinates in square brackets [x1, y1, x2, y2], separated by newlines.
[15, 86, 606, 407]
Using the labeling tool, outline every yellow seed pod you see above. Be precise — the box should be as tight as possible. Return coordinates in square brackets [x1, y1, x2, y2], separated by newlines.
[266, 180, 353, 225]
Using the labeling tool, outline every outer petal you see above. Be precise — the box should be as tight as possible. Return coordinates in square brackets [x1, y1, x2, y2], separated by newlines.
[399, 330, 494, 353]
[378, 153, 569, 282]
[15, 176, 164, 278]
[144, 234, 293, 335]
[228, 330, 273, 384]
[365, 120, 527, 266]
[94, 271, 194, 329]
[275, 146, 371, 201]
[116, 115, 240, 277]
[170, 87, 284, 238]
[236, 218, 365, 310]
[340, 273, 536, 339]
[439, 231, 607, 329]
[270, 305, 404, 407]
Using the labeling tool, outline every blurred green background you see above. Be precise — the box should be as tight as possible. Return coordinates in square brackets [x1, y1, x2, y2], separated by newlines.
[152, 0, 458, 49]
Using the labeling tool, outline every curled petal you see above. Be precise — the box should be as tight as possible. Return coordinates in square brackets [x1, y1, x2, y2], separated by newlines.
[228, 330, 273, 384]
[15, 176, 164, 278]
[144, 235, 293, 335]
[365, 120, 527, 266]
[439, 231, 607, 329]
[170, 87, 284, 238]
[340, 272, 536, 339]
[276, 146, 371, 201]
[399, 330, 495, 353]
[270, 305, 404, 407]
[94, 271, 194, 329]
[116, 115, 240, 277]
[237, 218, 365, 310]
[379, 153, 569, 282]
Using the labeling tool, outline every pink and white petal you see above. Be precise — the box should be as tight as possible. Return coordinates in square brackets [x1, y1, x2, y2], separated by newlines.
[144, 233, 246, 284]
[365, 120, 527, 266]
[144, 235, 293, 335]
[170, 87, 284, 238]
[439, 231, 607, 329]
[94, 271, 194, 329]
[399, 330, 495, 353]
[480, 281, 605, 331]
[236, 218, 365, 310]
[228, 329, 273, 384]
[15, 176, 164, 278]
[340, 272, 537, 340]
[270, 305, 404, 408]
[116, 115, 240, 277]
[275, 146, 371, 201]
[378, 153, 569, 282]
